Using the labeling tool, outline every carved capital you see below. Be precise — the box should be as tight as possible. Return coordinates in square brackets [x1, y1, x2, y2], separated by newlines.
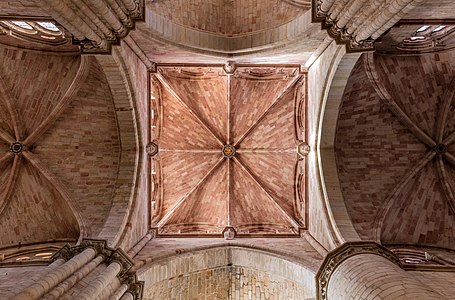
[52, 239, 144, 299]
[52, 244, 73, 262]
[125, 274, 145, 299]
[106, 248, 134, 281]
[312, 0, 375, 52]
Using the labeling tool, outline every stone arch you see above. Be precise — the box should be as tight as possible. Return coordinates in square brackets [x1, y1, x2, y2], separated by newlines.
[137, 244, 318, 299]
[317, 48, 362, 243]
[94, 51, 140, 248]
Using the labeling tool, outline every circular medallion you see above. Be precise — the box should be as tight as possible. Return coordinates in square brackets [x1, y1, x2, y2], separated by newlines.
[222, 144, 235, 158]
[297, 143, 310, 157]
[10, 142, 24, 154]
[435, 144, 447, 154]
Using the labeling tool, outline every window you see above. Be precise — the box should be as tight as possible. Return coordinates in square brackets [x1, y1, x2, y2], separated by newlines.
[0, 20, 68, 46]
[398, 24, 455, 52]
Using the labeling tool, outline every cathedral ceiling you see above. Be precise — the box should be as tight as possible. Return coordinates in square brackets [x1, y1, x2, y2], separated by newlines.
[0, 48, 123, 248]
[129, 0, 325, 64]
[149, 0, 308, 36]
[335, 51, 455, 250]
[148, 65, 308, 237]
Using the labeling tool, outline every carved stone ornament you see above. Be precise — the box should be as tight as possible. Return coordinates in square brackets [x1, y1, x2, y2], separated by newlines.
[78, 38, 107, 54]
[316, 241, 401, 300]
[223, 226, 236, 240]
[51, 244, 73, 262]
[312, 0, 375, 52]
[297, 143, 310, 157]
[147, 142, 159, 157]
[223, 61, 236, 74]
[126, 274, 145, 299]
[106, 248, 135, 281]
[148, 62, 157, 73]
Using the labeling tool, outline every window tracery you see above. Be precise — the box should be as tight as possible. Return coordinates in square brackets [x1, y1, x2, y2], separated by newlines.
[398, 24, 455, 52]
[0, 20, 69, 46]
[0, 246, 59, 266]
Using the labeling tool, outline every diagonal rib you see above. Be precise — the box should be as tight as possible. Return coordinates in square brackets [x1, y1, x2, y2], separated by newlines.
[436, 156, 455, 214]
[444, 131, 455, 146]
[157, 157, 225, 227]
[227, 73, 232, 145]
[373, 151, 435, 241]
[236, 148, 296, 154]
[0, 155, 21, 217]
[155, 73, 224, 146]
[23, 151, 87, 240]
[0, 151, 13, 167]
[436, 77, 455, 143]
[0, 127, 14, 144]
[0, 75, 22, 141]
[443, 152, 455, 168]
[24, 56, 91, 146]
[234, 75, 302, 147]
[365, 53, 436, 148]
[233, 156, 300, 229]
[227, 158, 232, 226]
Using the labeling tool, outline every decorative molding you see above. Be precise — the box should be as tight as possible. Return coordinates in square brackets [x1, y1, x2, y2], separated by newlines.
[233, 67, 298, 80]
[316, 242, 401, 300]
[125, 274, 144, 299]
[146, 141, 159, 157]
[223, 226, 236, 240]
[312, 0, 421, 52]
[312, 1, 375, 52]
[223, 61, 236, 74]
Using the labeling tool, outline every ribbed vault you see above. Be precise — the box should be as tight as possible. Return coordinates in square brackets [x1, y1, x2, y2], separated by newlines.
[149, 65, 307, 236]
[0, 48, 122, 247]
[336, 51, 455, 249]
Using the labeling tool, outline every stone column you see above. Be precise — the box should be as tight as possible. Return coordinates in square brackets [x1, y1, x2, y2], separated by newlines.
[120, 292, 135, 300]
[11, 239, 144, 300]
[42, 254, 105, 300]
[313, 0, 425, 51]
[317, 242, 446, 300]
[74, 261, 122, 300]
[11, 247, 96, 300]
[111, 284, 129, 300]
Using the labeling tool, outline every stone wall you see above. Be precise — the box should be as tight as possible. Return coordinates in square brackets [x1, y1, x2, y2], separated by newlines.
[327, 254, 449, 300]
[140, 246, 316, 300]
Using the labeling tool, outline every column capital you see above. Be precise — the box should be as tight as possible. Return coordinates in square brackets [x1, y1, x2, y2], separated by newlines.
[52, 239, 144, 299]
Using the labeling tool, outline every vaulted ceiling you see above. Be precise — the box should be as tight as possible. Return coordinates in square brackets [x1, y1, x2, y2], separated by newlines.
[149, 66, 307, 236]
[336, 51, 455, 249]
[0, 48, 122, 247]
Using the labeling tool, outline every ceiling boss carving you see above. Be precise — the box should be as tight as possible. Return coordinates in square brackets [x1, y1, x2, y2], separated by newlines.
[148, 65, 307, 236]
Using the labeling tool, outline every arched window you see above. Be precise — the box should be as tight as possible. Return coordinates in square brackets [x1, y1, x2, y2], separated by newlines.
[398, 25, 455, 51]
[0, 20, 69, 46]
